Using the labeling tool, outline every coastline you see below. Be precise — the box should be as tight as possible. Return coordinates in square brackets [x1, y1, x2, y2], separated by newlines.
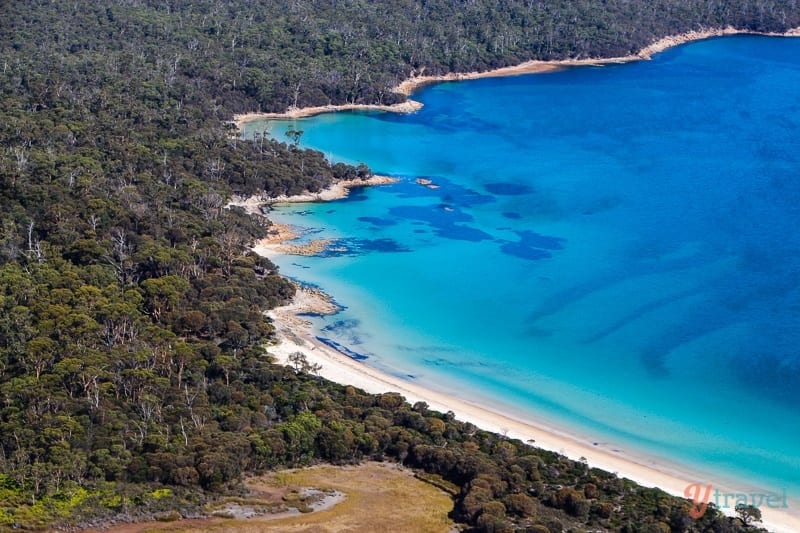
[227, 175, 399, 208]
[236, 31, 800, 532]
[227, 175, 399, 257]
[233, 101, 422, 129]
[394, 26, 800, 96]
[236, 26, 800, 126]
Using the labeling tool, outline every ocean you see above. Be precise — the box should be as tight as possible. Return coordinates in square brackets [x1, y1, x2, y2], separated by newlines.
[242, 36, 800, 499]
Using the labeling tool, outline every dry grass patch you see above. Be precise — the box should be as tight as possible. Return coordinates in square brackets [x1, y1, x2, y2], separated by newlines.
[238, 462, 456, 532]
[93, 462, 455, 533]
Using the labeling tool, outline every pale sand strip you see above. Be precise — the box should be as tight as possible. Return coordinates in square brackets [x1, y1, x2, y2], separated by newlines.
[249, 216, 800, 530]
[235, 26, 800, 127]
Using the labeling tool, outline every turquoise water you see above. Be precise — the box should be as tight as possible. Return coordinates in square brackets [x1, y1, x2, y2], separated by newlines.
[243, 36, 800, 497]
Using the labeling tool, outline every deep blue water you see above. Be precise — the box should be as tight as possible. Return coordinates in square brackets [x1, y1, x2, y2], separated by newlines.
[243, 36, 800, 497]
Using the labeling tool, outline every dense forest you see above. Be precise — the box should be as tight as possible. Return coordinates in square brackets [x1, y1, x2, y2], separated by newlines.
[1, 0, 796, 530]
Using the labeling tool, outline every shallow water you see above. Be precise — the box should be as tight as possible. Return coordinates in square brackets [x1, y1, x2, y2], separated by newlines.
[243, 36, 800, 497]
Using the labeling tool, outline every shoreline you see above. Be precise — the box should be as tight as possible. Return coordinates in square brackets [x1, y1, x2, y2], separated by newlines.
[227, 174, 399, 208]
[235, 26, 800, 126]
[233, 101, 422, 129]
[228, 175, 399, 257]
[394, 26, 800, 96]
